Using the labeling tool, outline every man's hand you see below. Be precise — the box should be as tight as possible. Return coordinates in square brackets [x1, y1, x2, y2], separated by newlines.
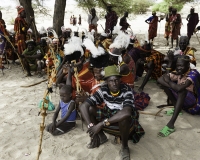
[163, 74, 170, 83]
[19, 54, 25, 58]
[87, 122, 103, 138]
[75, 92, 88, 104]
[49, 122, 56, 133]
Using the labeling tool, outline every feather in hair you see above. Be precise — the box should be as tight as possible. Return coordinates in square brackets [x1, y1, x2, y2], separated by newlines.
[109, 32, 130, 49]
[83, 38, 100, 58]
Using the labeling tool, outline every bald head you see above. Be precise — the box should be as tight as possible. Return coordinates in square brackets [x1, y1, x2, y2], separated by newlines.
[179, 36, 189, 51]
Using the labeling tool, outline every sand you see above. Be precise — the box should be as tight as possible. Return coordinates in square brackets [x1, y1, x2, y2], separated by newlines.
[1, 1, 200, 160]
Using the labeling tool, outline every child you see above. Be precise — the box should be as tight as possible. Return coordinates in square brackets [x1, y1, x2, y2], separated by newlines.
[46, 85, 76, 136]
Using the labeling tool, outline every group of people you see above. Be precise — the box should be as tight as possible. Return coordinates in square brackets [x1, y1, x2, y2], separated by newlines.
[1, 4, 200, 160]
[70, 15, 81, 26]
[145, 6, 199, 48]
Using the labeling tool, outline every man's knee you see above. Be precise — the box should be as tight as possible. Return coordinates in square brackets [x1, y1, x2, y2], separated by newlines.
[118, 117, 131, 128]
[89, 106, 97, 116]
[178, 89, 187, 98]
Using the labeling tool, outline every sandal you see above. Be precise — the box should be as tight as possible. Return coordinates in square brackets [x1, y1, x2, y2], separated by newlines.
[120, 147, 130, 160]
[158, 126, 175, 137]
[165, 108, 182, 116]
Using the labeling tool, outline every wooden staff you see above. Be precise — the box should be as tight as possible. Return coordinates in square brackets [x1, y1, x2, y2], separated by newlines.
[71, 60, 85, 130]
[36, 83, 52, 160]
[0, 32, 25, 72]
[139, 111, 163, 117]
[36, 44, 60, 160]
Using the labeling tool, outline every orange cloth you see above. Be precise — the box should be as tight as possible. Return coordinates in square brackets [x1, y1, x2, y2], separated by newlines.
[14, 17, 28, 54]
[72, 62, 94, 94]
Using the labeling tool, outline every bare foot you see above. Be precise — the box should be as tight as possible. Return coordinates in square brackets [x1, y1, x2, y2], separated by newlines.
[138, 87, 143, 93]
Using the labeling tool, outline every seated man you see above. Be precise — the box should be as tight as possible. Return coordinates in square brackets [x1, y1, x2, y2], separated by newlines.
[157, 55, 200, 137]
[79, 65, 145, 160]
[136, 41, 165, 92]
[21, 40, 44, 77]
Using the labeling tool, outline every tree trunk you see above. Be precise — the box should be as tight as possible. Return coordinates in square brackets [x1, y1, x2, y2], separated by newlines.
[53, 0, 67, 36]
[19, 0, 38, 39]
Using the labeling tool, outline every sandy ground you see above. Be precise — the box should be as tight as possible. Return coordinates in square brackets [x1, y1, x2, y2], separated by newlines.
[1, 2, 200, 160]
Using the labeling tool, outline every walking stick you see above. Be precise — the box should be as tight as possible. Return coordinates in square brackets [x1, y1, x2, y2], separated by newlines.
[0, 32, 25, 72]
[36, 44, 59, 160]
[71, 60, 85, 131]
[195, 32, 200, 44]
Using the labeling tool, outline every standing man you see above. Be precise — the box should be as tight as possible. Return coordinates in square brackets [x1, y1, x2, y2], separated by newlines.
[88, 8, 99, 32]
[78, 15, 81, 25]
[14, 6, 33, 55]
[105, 5, 118, 35]
[145, 11, 163, 45]
[164, 6, 173, 46]
[0, 10, 9, 69]
[169, 8, 182, 48]
[119, 12, 130, 31]
[186, 7, 199, 43]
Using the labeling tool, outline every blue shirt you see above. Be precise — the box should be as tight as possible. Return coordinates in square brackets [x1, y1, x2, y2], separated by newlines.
[60, 100, 76, 122]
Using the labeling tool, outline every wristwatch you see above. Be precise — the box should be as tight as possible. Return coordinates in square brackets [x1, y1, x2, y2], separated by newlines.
[87, 123, 94, 129]
[103, 118, 110, 126]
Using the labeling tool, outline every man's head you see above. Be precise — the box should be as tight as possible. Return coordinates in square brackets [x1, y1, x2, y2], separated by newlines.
[179, 36, 189, 51]
[176, 55, 190, 75]
[190, 7, 195, 14]
[152, 11, 156, 16]
[172, 8, 177, 15]
[104, 65, 121, 93]
[20, 10, 26, 18]
[124, 12, 128, 18]
[107, 5, 112, 12]
[91, 8, 96, 15]
[26, 40, 36, 51]
[59, 85, 72, 103]
[168, 6, 173, 12]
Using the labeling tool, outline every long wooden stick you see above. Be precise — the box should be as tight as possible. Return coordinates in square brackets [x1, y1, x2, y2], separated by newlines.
[154, 106, 174, 119]
[20, 79, 47, 88]
[139, 111, 163, 117]
[0, 32, 25, 72]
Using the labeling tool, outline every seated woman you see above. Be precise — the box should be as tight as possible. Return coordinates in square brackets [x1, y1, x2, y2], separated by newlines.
[157, 55, 200, 137]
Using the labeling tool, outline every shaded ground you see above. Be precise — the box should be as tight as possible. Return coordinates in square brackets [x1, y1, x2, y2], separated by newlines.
[0, 34, 200, 160]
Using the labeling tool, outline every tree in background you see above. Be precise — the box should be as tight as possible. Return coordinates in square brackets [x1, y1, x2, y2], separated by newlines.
[75, 0, 153, 17]
[152, 0, 194, 13]
[52, 0, 66, 36]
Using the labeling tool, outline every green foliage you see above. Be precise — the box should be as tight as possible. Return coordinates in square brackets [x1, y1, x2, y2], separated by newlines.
[75, 0, 153, 16]
[152, 0, 194, 13]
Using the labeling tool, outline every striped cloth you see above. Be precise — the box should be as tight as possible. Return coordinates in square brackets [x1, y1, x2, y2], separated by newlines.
[86, 83, 145, 143]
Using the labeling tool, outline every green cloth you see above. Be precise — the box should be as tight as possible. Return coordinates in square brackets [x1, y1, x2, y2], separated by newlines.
[22, 45, 44, 64]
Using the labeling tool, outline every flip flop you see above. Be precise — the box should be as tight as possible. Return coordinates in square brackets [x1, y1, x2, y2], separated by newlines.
[158, 126, 175, 137]
[165, 108, 182, 116]
[120, 147, 130, 160]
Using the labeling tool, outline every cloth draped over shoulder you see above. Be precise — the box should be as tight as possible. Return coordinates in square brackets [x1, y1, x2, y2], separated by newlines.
[14, 17, 28, 54]
[145, 50, 165, 80]
[187, 13, 199, 38]
[147, 16, 158, 40]
[170, 14, 182, 39]
[164, 13, 172, 38]
[105, 11, 118, 33]
[186, 69, 200, 114]
[72, 62, 94, 95]
[119, 17, 129, 31]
